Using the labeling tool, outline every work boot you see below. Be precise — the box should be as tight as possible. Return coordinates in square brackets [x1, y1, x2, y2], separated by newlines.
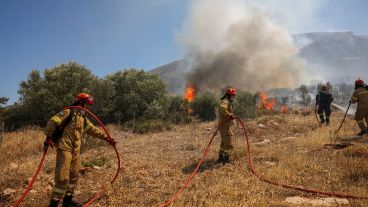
[49, 199, 60, 207]
[222, 155, 230, 165]
[217, 154, 224, 164]
[357, 130, 367, 136]
[326, 118, 330, 126]
[63, 195, 82, 207]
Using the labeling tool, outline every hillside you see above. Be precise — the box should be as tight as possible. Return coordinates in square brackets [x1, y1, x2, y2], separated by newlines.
[294, 31, 368, 83]
[1, 111, 368, 206]
[149, 60, 190, 95]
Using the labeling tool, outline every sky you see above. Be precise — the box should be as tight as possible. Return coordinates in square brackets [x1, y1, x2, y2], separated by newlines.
[1, 0, 368, 105]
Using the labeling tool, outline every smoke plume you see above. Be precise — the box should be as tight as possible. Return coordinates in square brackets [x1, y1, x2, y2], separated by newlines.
[179, 0, 309, 92]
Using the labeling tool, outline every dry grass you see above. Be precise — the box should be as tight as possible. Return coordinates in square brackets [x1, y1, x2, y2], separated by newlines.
[1, 112, 368, 207]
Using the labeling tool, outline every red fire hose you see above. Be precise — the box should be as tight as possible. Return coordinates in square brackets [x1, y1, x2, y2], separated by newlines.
[12, 106, 121, 207]
[235, 117, 368, 199]
[160, 117, 368, 206]
[159, 127, 219, 207]
[12, 150, 48, 207]
[335, 102, 351, 135]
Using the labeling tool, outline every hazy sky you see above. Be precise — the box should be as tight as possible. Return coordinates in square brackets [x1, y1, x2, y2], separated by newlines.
[1, 0, 368, 104]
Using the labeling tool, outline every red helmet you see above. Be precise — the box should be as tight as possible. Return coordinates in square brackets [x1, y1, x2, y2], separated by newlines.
[76, 93, 94, 105]
[226, 88, 237, 95]
[355, 79, 364, 85]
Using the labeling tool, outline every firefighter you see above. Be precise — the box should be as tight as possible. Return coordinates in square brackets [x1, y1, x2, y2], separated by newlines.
[316, 84, 334, 126]
[218, 88, 237, 164]
[351, 79, 368, 136]
[44, 93, 116, 207]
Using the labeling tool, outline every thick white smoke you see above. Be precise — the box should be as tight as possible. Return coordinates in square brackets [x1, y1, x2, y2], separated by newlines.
[178, 0, 314, 92]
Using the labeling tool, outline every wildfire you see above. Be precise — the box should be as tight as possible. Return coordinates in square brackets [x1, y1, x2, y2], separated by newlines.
[183, 85, 196, 114]
[184, 85, 196, 102]
[259, 92, 276, 111]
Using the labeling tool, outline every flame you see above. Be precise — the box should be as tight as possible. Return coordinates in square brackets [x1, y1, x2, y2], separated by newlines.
[280, 104, 288, 113]
[184, 85, 196, 102]
[259, 92, 276, 111]
[188, 108, 193, 114]
[184, 85, 196, 114]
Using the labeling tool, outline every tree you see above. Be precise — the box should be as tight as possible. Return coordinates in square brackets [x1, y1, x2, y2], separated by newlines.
[0, 97, 9, 124]
[233, 91, 257, 119]
[18, 61, 97, 126]
[166, 96, 191, 124]
[296, 84, 311, 108]
[191, 92, 217, 121]
[108, 69, 169, 122]
[0, 97, 8, 107]
[89, 78, 116, 122]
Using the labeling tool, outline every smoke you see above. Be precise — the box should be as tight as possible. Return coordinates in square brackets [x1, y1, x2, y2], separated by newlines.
[178, 0, 315, 92]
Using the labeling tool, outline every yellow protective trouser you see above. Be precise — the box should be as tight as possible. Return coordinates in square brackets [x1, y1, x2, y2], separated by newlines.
[219, 124, 234, 157]
[355, 109, 368, 131]
[51, 149, 81, 200]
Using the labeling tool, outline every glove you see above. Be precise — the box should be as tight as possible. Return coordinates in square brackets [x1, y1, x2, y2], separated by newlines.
[106, 137, 117, 146]
[43, 137, 54, 152]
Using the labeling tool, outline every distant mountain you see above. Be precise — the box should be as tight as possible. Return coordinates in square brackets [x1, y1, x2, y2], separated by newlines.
[149, 59, 189, 95]
[293, 31, 368, 82]
[150, 32, 368, 93]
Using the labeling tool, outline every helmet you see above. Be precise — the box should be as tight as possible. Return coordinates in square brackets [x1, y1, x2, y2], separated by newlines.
[226, 88, 237, 95]
[355, 79, 364, 86]
[76, 93, 94, 105]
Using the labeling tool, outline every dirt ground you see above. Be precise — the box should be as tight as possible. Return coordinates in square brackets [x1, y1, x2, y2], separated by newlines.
[1, 111, 368, 207]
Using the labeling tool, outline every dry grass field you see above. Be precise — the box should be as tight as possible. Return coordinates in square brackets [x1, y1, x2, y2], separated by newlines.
[1, 111, 368, 207]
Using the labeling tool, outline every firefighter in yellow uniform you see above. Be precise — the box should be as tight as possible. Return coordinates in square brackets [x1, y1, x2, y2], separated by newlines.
[218, 88, 237, 164]
[351, 79, 368, 136]
[44, 93, 116, 207]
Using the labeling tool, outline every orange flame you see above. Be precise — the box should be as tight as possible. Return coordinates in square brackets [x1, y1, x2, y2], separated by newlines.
[184, 85, 196, 102]
[184, 85, 196, 114]
[188, 108, 193, 114]
[280, 104, 288, 113]
[259, 92, 276, 111]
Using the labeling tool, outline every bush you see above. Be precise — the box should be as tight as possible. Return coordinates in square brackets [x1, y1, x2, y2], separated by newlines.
[80, 135, 107, 153]
[82, 156, 110, 167]
[191, 92, 217, 121]
[108, 69, 169, 123]
[233, 91, 257, 119]
[167, 96, 192, 124]
[130, 119, 172, 134]
[17, 62, 98, 127]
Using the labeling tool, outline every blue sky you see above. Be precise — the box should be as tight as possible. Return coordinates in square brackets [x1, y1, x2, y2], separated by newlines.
[1, 0, 368, 105]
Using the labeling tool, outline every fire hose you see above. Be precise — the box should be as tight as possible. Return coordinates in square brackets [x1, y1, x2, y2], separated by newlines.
[335, 102, 351, 135]
[159, 124, 220, 207]
[160, 116, 368, 206]
[12, 106, 121, 207]
[235, 117, 368, 199]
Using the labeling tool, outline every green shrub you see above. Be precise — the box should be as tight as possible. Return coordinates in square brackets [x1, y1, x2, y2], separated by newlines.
[233, 91, 257, 119]
[81, 135, 107, 153]
[191, 92, 217, 121]
[82, 156, 110, 167]
[131, 119, 172, 134]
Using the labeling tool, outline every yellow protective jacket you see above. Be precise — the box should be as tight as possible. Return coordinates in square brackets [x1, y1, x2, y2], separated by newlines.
[218, 98, 234, 127]
[351, 87, 368, 110]
[44, 108, 106, 152]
